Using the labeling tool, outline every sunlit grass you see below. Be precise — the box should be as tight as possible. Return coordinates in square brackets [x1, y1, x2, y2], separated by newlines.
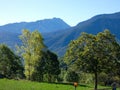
[0, 79, 119, 90]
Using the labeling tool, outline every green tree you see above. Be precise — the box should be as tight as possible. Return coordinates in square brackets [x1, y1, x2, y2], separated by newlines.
[0, 44, 24, 79]
[64, 30, 120, 90]
[18, 29, 45, 80]
[30, 57, 45, 81]
[43, 50, 60, 82]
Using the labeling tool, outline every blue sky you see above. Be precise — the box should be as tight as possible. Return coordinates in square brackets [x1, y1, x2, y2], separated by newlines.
[0, 0, 120, 26]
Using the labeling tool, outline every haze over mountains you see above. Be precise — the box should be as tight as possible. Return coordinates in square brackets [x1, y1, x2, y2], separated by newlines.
[0, 12, 120, 56]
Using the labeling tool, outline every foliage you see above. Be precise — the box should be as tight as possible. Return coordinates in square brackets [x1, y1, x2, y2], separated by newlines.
[78, 72, 94, 84]
[18, 29, 45, 80]
[98, 72, 120, 86]
[98, 72, 108, 85]
[30, 50, 61, 82]
[65, 71, 79, 82]
[64, 30, 120, 90]
[30, 58, 45, 81]
[0, 44, 24, 79]
[31, 50, 61, 82]
[17, 29, 61, 82]
[43, 50, 60, 82]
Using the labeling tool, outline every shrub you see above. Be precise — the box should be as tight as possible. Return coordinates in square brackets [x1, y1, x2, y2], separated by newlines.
[65, 71, 79, 82]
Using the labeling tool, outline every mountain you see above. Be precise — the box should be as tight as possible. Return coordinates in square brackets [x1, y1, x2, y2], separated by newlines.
[0, 12, 120, 56]
[0, 31, 20, 48]
[0, 18, 70, 33]
[0, 18, 70, 50]
[44, 12, 120, 56]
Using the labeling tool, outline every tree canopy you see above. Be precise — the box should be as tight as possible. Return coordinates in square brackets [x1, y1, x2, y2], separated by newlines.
[18, 29, 46, 80]
[43, 50, 60, 82]
[0, 44, 24, 79]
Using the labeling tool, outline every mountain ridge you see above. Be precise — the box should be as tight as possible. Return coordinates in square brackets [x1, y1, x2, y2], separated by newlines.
[44, 12, 120, 56]
[0, 18, 70, 33]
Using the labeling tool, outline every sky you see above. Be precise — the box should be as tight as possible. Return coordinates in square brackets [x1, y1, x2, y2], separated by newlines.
[0, 0, 120, 26]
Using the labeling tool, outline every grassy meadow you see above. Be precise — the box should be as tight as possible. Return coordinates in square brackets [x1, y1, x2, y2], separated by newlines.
[0, 79, 118, 90]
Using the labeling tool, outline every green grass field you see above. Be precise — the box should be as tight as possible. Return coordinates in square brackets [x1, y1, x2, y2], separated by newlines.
[0, 79, 119, 90]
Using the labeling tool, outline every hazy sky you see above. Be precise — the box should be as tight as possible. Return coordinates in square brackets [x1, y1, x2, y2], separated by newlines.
[0, 0, 120, 26]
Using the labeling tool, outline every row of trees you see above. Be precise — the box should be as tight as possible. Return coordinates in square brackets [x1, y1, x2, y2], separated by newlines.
[0, 29, 120, 90]
[0, 29, 60, 82]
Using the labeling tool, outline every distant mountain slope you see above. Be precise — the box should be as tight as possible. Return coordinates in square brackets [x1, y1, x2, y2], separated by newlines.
[0, 18, 70, 33]
[0, 12, 120, 56]
[44, 12, 120, 56]
[0, 31, 20, 49]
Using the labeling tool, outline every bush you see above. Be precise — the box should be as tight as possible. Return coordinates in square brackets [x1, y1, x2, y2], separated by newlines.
[65, 71, 79, 82]
[79, 72, 94, 84]
[98, 72, 120, 86]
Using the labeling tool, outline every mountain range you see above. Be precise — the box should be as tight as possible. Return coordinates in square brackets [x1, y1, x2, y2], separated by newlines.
[0, 12, 120, 56]
[0, 17, 70, 33]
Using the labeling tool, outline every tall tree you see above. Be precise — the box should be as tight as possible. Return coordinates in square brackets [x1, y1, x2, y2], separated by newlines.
[43, 50, 60, 82]
[31, 50, 60, 82]
[64, 30, 120, 90]
[18, 29, 45, 80]
[0, 44, 24, 79]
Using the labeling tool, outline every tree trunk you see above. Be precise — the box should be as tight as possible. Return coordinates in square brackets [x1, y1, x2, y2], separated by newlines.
[28, 69, 30, 80]
[94, 72, 98, 90]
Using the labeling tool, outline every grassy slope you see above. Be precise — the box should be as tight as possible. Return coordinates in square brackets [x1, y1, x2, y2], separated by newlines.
[0, 79, 118, 90]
